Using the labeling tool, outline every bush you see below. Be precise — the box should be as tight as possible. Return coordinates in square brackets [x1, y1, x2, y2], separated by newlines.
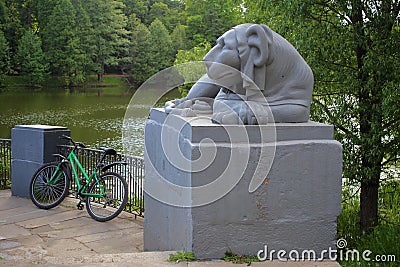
[338, 180, 400, 266]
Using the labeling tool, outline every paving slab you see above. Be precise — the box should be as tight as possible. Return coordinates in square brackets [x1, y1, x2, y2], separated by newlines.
[0, 194, 31, 210]
[49, 216, 97, 230]
[38, 218, 137, 240]
[83, 231, 143, 254]
[0, 207, 62, 225]
[29, 224, 54, 235]
[0, 204, 35, 215]
[0, 224, 31, 239]
[43, 237, 96, 256]
[75, 225, 140, 244]
[16, 209, 87, 229]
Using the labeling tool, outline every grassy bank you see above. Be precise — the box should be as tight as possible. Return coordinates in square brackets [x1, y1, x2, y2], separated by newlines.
[83, 74, 129, 88]
[3, 74, 130, 89]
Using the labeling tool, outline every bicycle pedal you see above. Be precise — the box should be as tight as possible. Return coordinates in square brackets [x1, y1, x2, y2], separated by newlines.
[77, 203, 84, 210]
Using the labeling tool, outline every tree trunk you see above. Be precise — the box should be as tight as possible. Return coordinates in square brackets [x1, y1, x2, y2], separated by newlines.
[358, 81, 383, 234]
[357, 64, 383, 234]
[358, 98, 381, 233]
[97, 73, 103, 82]
[360, 177, 379, 233]
[351, 0, 382, 234]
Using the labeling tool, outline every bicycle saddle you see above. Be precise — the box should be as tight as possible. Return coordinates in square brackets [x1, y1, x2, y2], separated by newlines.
[100, 147, 117, 156]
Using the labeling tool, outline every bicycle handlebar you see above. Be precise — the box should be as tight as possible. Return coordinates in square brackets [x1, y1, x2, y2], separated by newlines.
[60, 134, 71, 141]
[59, 135, 121, 171]
[59, 134, 86, 148]
[77, 142, 86, 148]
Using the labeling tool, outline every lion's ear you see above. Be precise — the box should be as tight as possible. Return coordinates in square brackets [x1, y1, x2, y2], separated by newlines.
[246, 24, 271, 67]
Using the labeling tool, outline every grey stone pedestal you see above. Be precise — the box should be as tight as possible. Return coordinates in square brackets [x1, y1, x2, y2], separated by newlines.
[11, 125, 70, 198]
[144, 108, 342, 259]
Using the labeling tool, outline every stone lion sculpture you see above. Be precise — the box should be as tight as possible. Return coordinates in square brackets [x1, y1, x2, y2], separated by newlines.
[165, 23, 314, 125]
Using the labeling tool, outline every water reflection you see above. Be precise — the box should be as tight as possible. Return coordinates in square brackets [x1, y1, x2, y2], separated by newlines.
[0, 88, 146, 156]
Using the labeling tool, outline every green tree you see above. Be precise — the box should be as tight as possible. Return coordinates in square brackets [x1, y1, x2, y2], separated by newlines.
[126, 13, 141, 32]
[148, 19, 174, 71]
[0, 0, 6, 27]
[185, 0, 244, 45]
[148, 2, 170, 26]
[0, 29, 9, 85]
[16, 0, 35, 29]
[128, 19, 175, 87]
[82, 0, 129, 81]
[158, 0, 185, 10]
[174, 41, 210, 64]
[147, 2, 185, 32]
[16, 29, 48, 86]
[186, 14, 206, 45]
[245, 0, 400, 234]
[170, 24, 189, 53]
[41, 0, 84, 86]
[121, 0, 149, 23]
[2, 0, 23, 70]
[34, 0, 60, 30]
[129, 21, 153, 86]
[174, 41, 211, 97]
[71, 0, 94, 77]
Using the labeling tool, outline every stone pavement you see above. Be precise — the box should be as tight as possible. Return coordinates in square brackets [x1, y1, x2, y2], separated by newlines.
[0, 189, 144, 265]
[0, 190, 341, 266]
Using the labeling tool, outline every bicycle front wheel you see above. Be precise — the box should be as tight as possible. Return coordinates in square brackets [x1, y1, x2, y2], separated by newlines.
[86, 172, 128, 222]
[30, 163, 70, 209]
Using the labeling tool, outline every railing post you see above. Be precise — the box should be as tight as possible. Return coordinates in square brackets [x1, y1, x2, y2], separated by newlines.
[11, 125, 70, 198]
[0, 139, 11, 189]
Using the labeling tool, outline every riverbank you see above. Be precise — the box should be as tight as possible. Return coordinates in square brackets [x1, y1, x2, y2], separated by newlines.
[2, 74, 131, 89]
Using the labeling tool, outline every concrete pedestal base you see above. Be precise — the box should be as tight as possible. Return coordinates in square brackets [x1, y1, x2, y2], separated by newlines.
[144, 108, 342, 259]
[11, 125, 70, 198]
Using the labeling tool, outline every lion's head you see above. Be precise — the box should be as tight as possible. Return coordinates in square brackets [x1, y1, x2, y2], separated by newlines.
[203, 24, 274, 98]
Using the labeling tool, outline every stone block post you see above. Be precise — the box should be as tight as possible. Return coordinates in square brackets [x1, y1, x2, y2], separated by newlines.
[144, 108, 342, 259]
[11, 125, 70, 198]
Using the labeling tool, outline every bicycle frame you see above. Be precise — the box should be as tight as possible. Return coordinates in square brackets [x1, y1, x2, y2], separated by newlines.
[30, 134, 129, 222]
[49, 150, 105, 198]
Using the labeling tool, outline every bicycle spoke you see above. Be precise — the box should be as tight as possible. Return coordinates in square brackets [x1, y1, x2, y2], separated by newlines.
[86, 172, 127, 222]
[30, 163, 69, 209]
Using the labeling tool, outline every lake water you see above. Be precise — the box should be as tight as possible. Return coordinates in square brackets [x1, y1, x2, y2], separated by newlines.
[0, 87, 151, 157]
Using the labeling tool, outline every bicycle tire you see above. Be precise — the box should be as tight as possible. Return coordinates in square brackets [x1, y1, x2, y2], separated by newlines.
[85, 172, 128, 222]
[30, 162, 70, 209]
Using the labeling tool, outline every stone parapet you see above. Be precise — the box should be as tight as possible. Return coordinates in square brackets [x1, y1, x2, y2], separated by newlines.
[144, 108, 342, 259]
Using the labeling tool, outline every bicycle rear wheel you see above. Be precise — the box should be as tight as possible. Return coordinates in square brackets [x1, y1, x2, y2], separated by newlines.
[30, 163, 70, 209]
[86, 172, 128, 222]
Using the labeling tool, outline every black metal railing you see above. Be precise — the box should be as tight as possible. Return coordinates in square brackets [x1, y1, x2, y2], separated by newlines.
[58, 145, 144, 217]
[0, 139, 11, 189]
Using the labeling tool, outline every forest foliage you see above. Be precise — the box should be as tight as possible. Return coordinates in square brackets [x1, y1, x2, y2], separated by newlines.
[0, 0, 243, 87]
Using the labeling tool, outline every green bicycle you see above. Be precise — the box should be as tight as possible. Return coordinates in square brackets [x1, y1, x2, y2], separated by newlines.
[29, 135, 128, 222]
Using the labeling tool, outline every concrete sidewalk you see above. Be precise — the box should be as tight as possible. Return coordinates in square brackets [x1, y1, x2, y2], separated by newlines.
[0, 190, 340, 266]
